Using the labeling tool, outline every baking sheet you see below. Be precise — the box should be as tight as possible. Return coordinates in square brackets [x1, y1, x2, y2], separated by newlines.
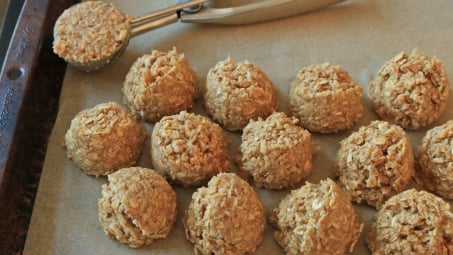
[24, 0, 453, 254]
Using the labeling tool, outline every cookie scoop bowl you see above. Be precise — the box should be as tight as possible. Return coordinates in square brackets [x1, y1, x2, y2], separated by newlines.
[52, 0, 206, 71]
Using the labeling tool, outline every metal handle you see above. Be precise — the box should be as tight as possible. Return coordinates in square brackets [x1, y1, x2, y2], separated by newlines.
[130, 13, 179, 37]
[180, 0, 346, 25]
[129, 0, 208, 37]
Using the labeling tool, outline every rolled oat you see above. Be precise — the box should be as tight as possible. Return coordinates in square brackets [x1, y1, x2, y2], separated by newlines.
[204, 56, 278, 131]
[98, 167, 177, 248]
[368, 49, 450, 130]
[53, 1, 130, 71]
[367, 189, 453, 254]
[270, 178, 363, 255]
[288, 63, 363, 133]
[415, 120, 453, 199]
[123, 47, 198, 122]
[183, 173, 266, 255]
[64, 102, 146, 176]
[151, 111, 230, 187]
[239, 112, 312, 189]
[333, 120, 414, 209]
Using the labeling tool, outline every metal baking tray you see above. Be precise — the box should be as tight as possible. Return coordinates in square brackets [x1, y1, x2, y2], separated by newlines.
[2, 0, 453, 254]
[0, 0, 78, 253]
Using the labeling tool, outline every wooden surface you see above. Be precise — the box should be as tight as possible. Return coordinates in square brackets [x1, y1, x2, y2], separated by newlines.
[0, 0, 78, 253]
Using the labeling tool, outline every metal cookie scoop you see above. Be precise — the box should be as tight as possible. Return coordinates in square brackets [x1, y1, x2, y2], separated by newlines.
[53, 0, 345, 72]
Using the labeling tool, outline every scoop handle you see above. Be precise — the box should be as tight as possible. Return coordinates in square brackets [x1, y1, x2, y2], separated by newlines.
[180, 0, 346, 25]
[130, 13, 179, 37]
[130, 0, 208, 37]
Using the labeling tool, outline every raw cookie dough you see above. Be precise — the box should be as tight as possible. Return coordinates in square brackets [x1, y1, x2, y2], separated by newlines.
[64, 102, 146, 176]
[367, 189, 453, 255]
[239, 112, 312, 189]
[415, 120, 453, 199]
[333, 120, 414, 209]
[183, 173, 266, 255]
[270, 178, 363, 255]
[288, 63, 363, 133]
[53, 1, 130, 71]
[98, 167, 177, 248]
[203, 56, 278, 131]
[151, 111, 230, 187]
[368, 48, 450, 130]
[123, 47, 197, 122]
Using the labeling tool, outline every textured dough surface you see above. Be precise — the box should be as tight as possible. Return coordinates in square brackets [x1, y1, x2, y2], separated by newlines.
[123, 47, 197, 122]
[415, 120, 453, 199]
[64, 102, 146, 176]
[270, 178, 363, 255]
[367, 189, 453, 255]
[203, 56, 278, 131]
[333, 120, 414, 209]
[98, 167, 177, 248]
[368, 49, 450, 130]
[289, 63, 363, 133]
[239, 112, 312, 189]
[53, 1, 130, 69]
[183, 173, 266, 255]
[151, 111, 230, 187]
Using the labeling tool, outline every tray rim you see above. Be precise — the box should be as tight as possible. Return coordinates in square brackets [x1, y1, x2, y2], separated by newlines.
[0, 0, 79, 253]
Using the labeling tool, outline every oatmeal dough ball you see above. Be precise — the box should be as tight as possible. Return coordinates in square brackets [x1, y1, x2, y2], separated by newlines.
[415, 120, 453, 199]
[64, 102, 146, 176]
[53, 1, 130, 71]
[333, 120, 414, 209]
[368, 49, 450, 130]
[183, 173, 266, 255]
[98, 167, 177, 248]
[151, 111, 230, 187]
[288, 63, 363, 133]
[239, 112, 312, 189]
[204, 56, 278, 131]
[123, 47, 197, 122]
[367, 189, 453, 254]
[270, 178, 363, 255]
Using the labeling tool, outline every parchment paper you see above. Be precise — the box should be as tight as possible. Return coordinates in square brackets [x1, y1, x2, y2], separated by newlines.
[24, 0, 453, 254]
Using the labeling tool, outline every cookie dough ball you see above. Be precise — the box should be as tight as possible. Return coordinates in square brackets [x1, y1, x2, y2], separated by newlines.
[98, 167, 177, 248]
[288, 63, 363, 133]
[367, 189, 453, 254]
[204, 56, 278, 131]
[151, 111, 230, 187]
[64, 102, 146, 176]
[333, 120, 414, 209]
[415, 120, 453, 199]
[183, 173, 266, 255]
[53, 1, 130, 71]
[270, 178, 363, 255]
[123, 47, 197, 122]
[239, 112, 312, 189]
[368, 49, 450, 130]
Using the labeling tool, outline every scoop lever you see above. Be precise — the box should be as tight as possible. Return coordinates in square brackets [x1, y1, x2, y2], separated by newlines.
[180, 0, 347, 25]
